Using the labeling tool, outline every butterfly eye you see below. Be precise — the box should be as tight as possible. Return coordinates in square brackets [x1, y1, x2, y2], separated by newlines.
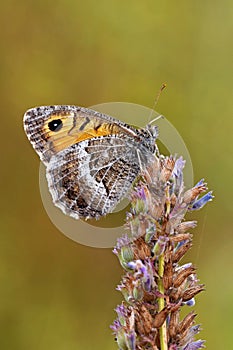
[48, 119, 63, 132]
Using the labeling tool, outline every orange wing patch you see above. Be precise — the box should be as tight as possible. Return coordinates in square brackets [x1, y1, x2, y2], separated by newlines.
[43, 112, 122, 154]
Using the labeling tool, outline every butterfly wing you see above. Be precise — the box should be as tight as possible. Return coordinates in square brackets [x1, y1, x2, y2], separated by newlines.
[23, 105, 141, 163]
[46, 135, 144, 219]
[24, 105, 158, 219]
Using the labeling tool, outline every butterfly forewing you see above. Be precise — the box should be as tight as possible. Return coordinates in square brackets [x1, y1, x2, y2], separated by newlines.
[23, 105, 158, 219]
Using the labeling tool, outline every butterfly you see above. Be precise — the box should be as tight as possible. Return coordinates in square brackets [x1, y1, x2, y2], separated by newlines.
[23, 105, 158, 219]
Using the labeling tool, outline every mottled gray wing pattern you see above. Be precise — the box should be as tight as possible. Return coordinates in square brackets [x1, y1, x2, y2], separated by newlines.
[46, 135, 152, 219]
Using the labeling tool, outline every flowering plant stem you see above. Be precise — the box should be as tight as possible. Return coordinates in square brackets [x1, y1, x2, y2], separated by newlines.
[111, 154, 213, 350]
[158, 254, 167, 350]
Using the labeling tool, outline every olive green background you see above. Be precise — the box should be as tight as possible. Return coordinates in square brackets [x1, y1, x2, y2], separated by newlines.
[0, 1, 232, 349]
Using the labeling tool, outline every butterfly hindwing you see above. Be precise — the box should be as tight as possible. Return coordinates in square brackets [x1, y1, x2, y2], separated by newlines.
[46, 135, 141, 219]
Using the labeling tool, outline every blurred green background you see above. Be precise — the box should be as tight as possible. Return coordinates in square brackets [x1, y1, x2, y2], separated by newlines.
[0, 1, 232, 349]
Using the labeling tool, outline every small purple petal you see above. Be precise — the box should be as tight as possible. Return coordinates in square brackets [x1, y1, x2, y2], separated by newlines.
[194, 179, 205, 188]
[190, 191, 214, 211]
[143, 261, 155, 291]
[139, 264, 147, 275]
[112, 248, 118, 256]
[116, 283, 124, 291]
[175, 239, 189, 250]
[183, 340, 205, 350]
[136, 187, 146, 200]
[183, 298, 195, 307]
[115, 234, 131, 250]
[127, 331, 136, 350]
[173, 156, 186, 177]
[172, 157, 185, 195]
[179, 263, 193, 269]
[110, 320, 121, 332]
[144, 277, 151, 291]
[128, 261, 137, 270]
[190, 324, 202, 336]
[140, 264, 151, 291]
[115, 304, 128, 321]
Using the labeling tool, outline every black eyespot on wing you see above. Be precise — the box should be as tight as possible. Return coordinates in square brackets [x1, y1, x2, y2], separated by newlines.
[48, 119, 63, 132]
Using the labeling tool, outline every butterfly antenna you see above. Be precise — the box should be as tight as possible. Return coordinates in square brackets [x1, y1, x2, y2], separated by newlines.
[147, 83, 167, 124]
[148, 114, 164, 125]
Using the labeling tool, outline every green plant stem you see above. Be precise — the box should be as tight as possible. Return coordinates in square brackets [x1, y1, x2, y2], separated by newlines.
[158, 253, 168, 350]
